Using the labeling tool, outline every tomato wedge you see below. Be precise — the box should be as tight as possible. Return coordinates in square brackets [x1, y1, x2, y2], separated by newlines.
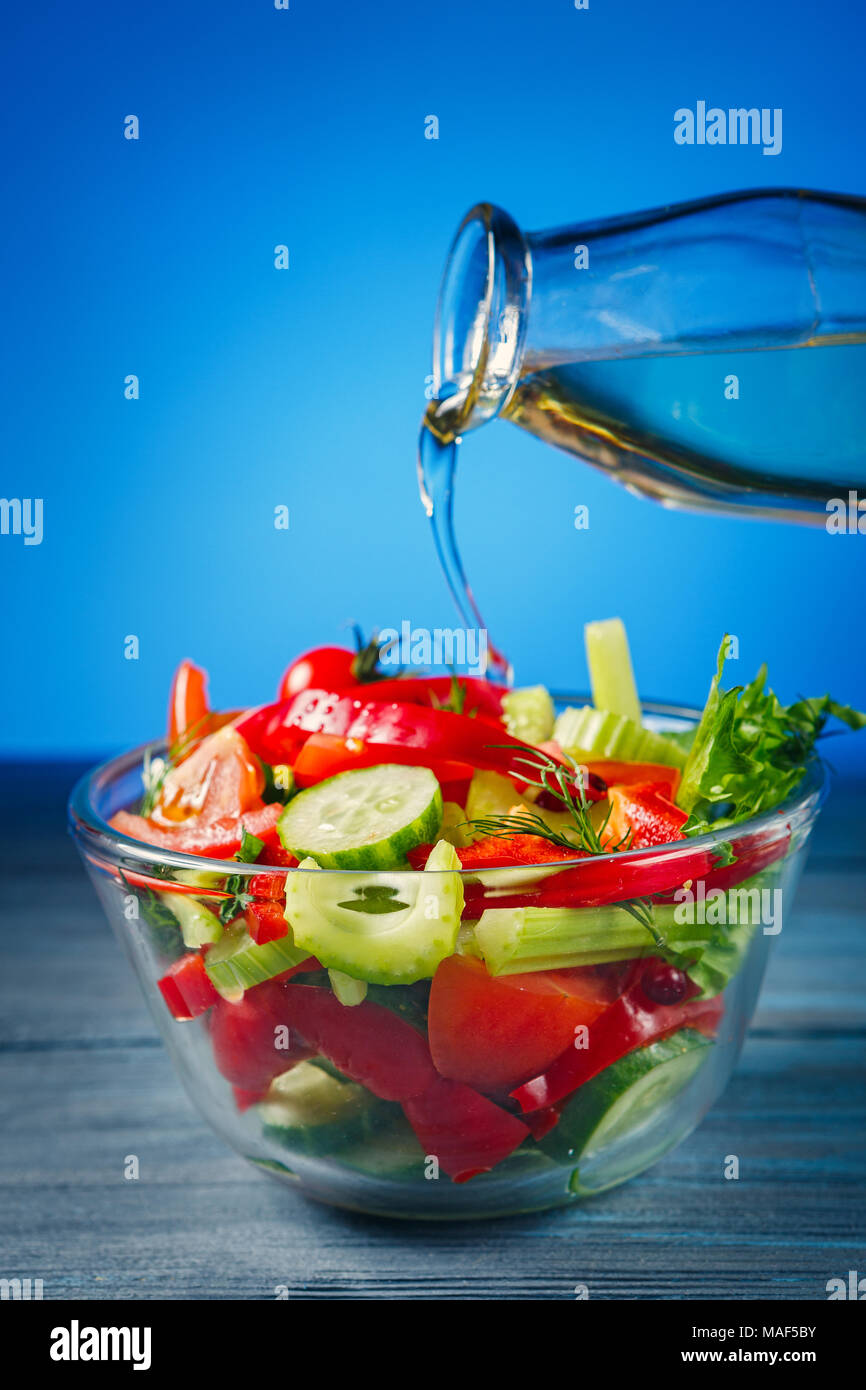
[428, 955, 619, 1092]
[111, 802, 282, 859]
[152, 727, 264, 826]
[511, 959, 724, 1113]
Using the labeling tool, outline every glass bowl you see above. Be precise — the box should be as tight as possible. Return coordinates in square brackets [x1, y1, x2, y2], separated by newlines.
[68, 702, 826, 1220]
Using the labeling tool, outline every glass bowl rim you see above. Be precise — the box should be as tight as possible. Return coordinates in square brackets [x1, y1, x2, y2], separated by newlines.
[67, 696, 829, 880]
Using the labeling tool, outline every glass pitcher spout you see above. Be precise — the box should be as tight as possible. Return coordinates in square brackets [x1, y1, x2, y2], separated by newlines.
[425, 188, 866, 522]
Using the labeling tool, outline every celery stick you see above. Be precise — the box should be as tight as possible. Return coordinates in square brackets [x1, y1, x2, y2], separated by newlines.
[328, 969, 368, 1007]
[475, 904, 713, 976]
[585, 618, 642, 724]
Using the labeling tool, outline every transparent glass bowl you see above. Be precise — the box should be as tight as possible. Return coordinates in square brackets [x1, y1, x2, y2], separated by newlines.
[68, 703, 826, 1220]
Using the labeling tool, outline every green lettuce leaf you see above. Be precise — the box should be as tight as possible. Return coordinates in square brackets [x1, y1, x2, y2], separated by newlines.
[677, 638, 866, 835]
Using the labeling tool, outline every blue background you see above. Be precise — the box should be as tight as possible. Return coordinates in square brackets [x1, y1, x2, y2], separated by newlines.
[3, 0, 865, 774]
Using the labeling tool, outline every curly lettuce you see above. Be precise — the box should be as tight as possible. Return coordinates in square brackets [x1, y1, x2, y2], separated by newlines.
[676, 639, 866, 835]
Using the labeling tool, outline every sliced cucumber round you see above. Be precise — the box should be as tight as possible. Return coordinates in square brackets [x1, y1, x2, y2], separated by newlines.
[259, 1061, 382, 1155]
[284, 839, 464, 985]
[539, 1028, 712, 1163]
[278, 764, 443, 869]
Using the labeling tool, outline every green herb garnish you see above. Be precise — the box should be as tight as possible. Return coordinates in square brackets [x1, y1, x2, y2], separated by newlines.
[218, 825, 266, 926]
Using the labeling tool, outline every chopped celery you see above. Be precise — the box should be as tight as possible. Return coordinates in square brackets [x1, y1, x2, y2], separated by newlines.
[585, 618, 642, 724]
[161, 891, 223, 948]
[502, 685, 555, 743]
[328, 969, 368, 1006]
[204, 922, 309, 999]
[553, 706, 686, 769]
[474, 904, 713, 975]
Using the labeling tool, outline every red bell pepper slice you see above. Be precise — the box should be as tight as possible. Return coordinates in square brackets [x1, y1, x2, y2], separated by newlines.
[459, 843, 717, 914]
[158, 953, 221, 1020]
[402, 1077, 530, 1182]
[167, 658, 211, 747]
[234, 689, 361, 765]
[244, 899, 289, 944]
[456, 835, 589, 871]
[332, 676, 507, 722]
[292, 733, 475, 789]
[585, 760, 681, 798]
[603, 781, 688, 850]
[209, 978, 316, 1090]
[236, 692, 605, 798]
[269, 983, 439, 1101]
[654, 828, 792, 903]
[511, 960, 724, 1113]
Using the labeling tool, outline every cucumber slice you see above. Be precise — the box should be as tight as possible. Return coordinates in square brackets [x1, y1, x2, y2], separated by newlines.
[161, 891, 223, 948]
[204, 922, 309, 1000]
[284, 839, 464, 985]
[502, 685, 555, 743]
[554, 706, 686, 769]
[259, 1061, 382, 1155]
[539, 1029, 713, 1163]
[585, 618, 642, 724]
[278, 764, 443, 869]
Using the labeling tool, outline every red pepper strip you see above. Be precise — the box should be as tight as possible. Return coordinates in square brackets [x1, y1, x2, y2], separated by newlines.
[236, 691, 606, 799]
[511, 965, 724, 1113]
[234, 689, 360, 765]
[459, 845, 716, 914]
[402, 1077, 530, 1182]
[522, 1106, 562, 1141]
[158, 953, 221, 1020]
[654, 830, 791, 903]
[245, 899, 289, 944]
[271, 983, 439, 1101]
[585, 760, 681, 798]
[292, 733, 474, 789]
[209, 977, 317, 1090]
[458, 835, 589, 870]
[232, 1086, 266, 1112]
[603, 781, 688, 850]
[335, 676, 507, 720]
[167, 658, 211, 747]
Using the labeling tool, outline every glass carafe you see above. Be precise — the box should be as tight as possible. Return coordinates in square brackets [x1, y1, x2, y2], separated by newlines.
[422, 188, 866, 523]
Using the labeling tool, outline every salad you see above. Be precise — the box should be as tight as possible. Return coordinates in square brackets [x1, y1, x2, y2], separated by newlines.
[107, 620, 864, 1190]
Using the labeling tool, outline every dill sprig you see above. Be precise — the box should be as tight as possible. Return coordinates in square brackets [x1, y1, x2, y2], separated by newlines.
[466, 745, 630, 856]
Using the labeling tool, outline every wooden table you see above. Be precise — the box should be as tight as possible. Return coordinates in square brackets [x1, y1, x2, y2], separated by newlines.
[2, 761, 863, 1300]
